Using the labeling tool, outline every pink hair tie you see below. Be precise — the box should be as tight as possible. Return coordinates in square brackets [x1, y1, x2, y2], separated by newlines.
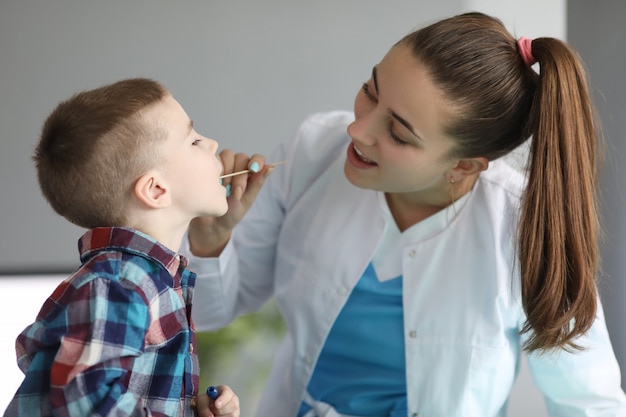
[517, 37, 536, 67]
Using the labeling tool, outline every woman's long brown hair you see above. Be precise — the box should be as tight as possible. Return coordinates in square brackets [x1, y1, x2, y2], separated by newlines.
[518, 38, 599, 352]
[401, 12, 600, 352]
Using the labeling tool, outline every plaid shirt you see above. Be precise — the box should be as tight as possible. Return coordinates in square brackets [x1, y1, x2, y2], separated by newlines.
[4, 227, 199, 417]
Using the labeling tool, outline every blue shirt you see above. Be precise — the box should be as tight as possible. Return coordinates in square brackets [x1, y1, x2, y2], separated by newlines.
[299, 262, 407, 417]
[4, 227, 199, 417]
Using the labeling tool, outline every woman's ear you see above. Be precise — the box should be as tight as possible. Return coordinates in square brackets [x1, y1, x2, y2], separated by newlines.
[449, 157, 489, 181]
[133, 171, 171, 209]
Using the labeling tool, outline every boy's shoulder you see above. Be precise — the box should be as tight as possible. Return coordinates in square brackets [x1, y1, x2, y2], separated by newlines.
[76, 227, 182, 289]
[75, 249, 170, 295]
[48, 253, 154, 307]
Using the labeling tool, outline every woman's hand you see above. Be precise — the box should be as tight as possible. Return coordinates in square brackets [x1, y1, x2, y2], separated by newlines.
[195, 385, 240, 417]
[188, 150, 275, 258]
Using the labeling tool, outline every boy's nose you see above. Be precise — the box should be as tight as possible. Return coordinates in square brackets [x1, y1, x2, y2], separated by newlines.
[207, 138, 219, 152]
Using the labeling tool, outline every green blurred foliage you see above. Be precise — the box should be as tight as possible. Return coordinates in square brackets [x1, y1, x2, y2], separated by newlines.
[196, 299, 286, 412]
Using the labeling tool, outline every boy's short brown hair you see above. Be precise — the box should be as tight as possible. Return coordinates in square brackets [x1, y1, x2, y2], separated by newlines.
[34, 78, 169, 228]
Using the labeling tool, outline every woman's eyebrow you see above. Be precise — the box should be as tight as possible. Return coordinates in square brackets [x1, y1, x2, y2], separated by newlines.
[375, 66, 421, 140]
[389, 110, 419, 139]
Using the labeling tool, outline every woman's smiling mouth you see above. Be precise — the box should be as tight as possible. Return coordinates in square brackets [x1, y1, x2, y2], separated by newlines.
[353, 144, 376, 164]
[346, 142, 378, 169]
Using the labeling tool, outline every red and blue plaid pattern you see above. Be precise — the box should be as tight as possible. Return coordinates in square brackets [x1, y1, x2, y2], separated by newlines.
[4, 227, 199, 417]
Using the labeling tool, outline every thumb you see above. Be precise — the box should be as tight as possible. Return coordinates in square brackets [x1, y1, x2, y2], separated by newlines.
[238, 165, 275, 208]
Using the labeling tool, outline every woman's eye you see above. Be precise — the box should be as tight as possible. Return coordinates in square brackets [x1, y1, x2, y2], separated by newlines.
[362, 82, 377, 102]
[192, 139, 201, 145]
[388, 127, 408, 145]
[360, 82, 408, 145]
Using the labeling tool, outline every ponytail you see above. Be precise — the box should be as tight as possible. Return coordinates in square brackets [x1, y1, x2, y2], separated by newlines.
[518, 37, 599, 352]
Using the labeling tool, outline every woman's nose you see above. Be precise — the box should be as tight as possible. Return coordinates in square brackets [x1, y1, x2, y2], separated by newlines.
[347, 113, 378, 146]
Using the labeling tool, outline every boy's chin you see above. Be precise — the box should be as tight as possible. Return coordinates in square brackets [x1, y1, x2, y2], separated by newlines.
[204, 205, 228, 218]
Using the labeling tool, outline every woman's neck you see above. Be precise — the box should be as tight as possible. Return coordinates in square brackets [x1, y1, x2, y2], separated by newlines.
[385, 174, 478, 232]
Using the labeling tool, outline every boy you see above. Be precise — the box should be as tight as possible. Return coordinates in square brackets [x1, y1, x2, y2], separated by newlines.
[4, 78, 239, 417]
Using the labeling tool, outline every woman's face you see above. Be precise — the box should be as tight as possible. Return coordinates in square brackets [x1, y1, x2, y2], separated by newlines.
[344, 44, 459, 206]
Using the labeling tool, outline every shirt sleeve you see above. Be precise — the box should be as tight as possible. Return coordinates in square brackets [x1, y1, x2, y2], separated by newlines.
[187, 237, 241, 331]
[189, 137, 291, 331]
[48, 277, 154, 417]
[525, 300, 626, 416]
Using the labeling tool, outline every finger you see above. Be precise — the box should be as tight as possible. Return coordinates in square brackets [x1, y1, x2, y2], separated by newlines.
[217, 149, 235, 177]
[212, 385, 239, 412]
[228, 152, 258, 190]
[237, 163, 276, 208]
[227, 153, 274, 202]
[247, 153, 267, 174]
[213, 396, 240, 416]
[195, 393, 215, 417]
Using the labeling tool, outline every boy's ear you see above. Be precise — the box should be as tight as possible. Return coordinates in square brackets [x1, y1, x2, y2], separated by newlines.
[134, 171, 171, 209]
[450, 157, 489, 179]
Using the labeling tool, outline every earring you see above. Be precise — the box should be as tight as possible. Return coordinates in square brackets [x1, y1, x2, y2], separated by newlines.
[448, 176, 455, 184]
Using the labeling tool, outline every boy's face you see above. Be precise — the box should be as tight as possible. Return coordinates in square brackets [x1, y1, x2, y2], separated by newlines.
[153, 94, 227, 219]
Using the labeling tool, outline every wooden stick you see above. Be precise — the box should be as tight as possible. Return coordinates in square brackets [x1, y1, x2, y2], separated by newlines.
[218, 161, 286, 179]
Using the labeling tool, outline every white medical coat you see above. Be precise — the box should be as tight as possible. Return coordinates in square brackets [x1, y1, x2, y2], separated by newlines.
[187, 111, 626, 417]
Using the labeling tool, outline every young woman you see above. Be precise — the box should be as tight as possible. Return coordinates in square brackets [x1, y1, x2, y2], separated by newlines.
[185, 12, 626, 417]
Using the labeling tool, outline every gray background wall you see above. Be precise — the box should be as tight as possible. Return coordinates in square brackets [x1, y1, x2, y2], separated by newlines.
[1, 0, 463, 273]
[0, 0, 564, 273]
[568, 0, 626, 394]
